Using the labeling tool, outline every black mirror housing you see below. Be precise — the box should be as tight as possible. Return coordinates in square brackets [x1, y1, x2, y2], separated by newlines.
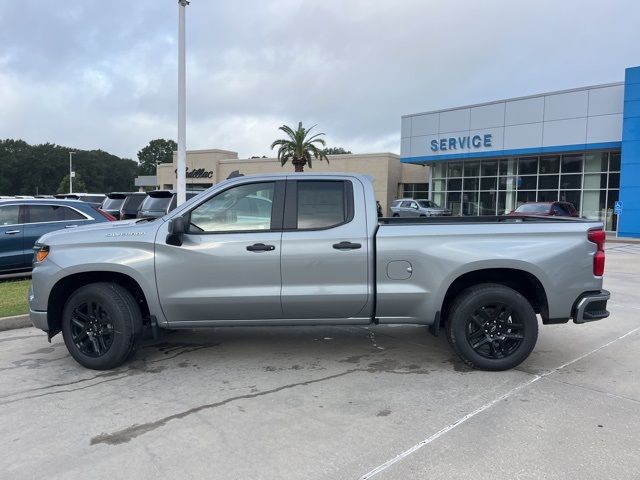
[169, 216, 186, 235]
[167, 216, 186, 246]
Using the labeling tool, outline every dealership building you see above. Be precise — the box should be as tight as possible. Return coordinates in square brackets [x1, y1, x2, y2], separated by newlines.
[401, 66, 640, 237]
[155, 149, 426, 213]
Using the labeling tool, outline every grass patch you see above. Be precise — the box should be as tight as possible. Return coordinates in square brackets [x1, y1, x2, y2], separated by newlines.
[0, 279, 31, 318]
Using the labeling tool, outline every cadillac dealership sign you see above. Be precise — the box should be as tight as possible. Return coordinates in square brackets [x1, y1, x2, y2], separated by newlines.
[174, 167, 214, 179]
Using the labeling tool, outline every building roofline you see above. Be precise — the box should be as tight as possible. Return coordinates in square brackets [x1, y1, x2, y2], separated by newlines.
[174, 148, 239, 155]
[219, 152, 400, 164]
[402, 81, 625, 119]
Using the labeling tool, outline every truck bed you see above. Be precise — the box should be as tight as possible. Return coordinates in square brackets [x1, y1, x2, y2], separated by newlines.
[379, 215, 593, 225]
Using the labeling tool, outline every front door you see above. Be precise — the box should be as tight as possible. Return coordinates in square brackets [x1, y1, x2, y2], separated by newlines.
[155, 180, 285, 322]
[280, 179, 371, 320]
[0, 204, 25, 271]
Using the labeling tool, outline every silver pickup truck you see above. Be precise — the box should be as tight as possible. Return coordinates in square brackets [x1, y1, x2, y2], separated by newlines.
[28, 173, 610, 371]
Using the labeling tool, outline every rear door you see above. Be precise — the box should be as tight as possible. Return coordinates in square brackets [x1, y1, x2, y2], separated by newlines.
[280, 179, 370, 320]
[0, 204, 25, 271]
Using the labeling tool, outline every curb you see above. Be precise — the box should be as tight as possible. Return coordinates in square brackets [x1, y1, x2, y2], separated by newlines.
[0, 314, 31, 332]
[607, 237, 640, 244]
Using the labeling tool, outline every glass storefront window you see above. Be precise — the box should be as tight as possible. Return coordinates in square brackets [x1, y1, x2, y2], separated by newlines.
[538, 175, 559, 189]
[610, 152, 621, 171]
[480, 177, 497, 191]
[538, 190, 558, 202]
[560, 190, 581, 210]
[608, 172, 620, 189]
[518, 157, 538, 175]
[446, 192, 461, 215]
[447, 178, 462, 191]
[402, 183, 429, 198]
[447, 162, 463, 177]
[432, 163, 446, 179]
[464, 161, 480, 177]
[481, 160, 498, 177]
[479, 192, 497, 215]
[561, 154, 583, 173]
[427, 149, 618, 228]
[560, 174, 581, 189]
[517, 191, 536, 205]
[462, 191, 478, 216]
[584, 152, 608, 172]
[463, 177, 479, 190]
[539, 156, 560, 174]
[499, 158, 516, 175]
[583, 173, 602, 190]
[519, 176, 537, 190]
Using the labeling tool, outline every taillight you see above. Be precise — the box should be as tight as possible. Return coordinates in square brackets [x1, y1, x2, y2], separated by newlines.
[588, 229, 606, 276]
[96, 208, 117, 221]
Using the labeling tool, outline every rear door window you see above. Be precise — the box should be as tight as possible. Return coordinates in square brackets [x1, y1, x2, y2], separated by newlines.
[400, 201, 412, 208]
[27, 205, 87, 223]
[0, 205, 20, 225]
[293, 181, 351, 229]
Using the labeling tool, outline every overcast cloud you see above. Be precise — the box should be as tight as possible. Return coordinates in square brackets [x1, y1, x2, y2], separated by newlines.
[1, 0, 639, 161]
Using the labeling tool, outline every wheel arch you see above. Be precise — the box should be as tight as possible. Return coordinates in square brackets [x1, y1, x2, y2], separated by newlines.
[440, 268, 550, 326]
[47, 271, 151, 337]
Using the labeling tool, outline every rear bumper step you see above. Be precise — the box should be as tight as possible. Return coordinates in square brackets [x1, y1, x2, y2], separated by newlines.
[573, 290, 610, 324]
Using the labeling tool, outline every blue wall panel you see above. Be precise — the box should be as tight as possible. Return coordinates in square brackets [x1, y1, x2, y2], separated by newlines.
[619, 66, 640, 237]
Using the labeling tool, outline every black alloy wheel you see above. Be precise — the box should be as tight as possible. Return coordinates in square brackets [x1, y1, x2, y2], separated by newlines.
[62, 282, 142, 370]
[70, 300, 115, 357]
[465, 303, 525, 360]
[446, 283, 538, 371]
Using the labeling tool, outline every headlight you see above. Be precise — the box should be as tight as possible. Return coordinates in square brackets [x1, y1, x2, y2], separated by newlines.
[33, 244, 50, 263]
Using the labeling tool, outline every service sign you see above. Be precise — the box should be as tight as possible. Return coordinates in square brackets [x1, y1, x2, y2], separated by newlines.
[430, 133, 492, 152]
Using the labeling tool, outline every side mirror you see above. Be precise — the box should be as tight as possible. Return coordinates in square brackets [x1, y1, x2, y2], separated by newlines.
[167, 216, 186, 246]
[168, 216, 186, 235]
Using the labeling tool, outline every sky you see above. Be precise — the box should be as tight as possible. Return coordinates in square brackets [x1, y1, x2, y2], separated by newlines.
[1, 0, 639, 161]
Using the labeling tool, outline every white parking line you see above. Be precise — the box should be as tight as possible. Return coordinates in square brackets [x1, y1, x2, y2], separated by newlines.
[358, 326, 640, 479]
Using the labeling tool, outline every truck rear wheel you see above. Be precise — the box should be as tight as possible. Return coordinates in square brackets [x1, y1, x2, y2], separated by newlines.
[61, 282, 142, 370]
[446, 283, 538, 371]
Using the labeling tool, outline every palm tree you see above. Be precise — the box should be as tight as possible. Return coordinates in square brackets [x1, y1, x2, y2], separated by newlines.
[270, 122, 330, 172]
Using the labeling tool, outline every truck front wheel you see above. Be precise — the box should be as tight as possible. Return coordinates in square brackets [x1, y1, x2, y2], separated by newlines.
[446, 283, 538, 371]
[61, 282, 142, 370]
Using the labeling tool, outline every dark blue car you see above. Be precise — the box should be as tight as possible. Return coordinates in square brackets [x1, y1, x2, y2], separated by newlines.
[0, 199, 114, 273]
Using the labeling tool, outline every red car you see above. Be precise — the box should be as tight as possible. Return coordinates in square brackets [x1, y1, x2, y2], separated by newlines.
[509, 201, 579, 217]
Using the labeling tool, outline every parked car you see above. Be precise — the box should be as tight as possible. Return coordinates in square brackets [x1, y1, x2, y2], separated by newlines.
[55, 193, 106, 207]
[119, 192, 147, 220]
[101, 193, 128, 220]
[509, 202, 579, 217]
[29, 173, 609, 372]
[137, 190, 203, 219]
[389, 198, 451, 217]
[0, 199, 115, 273]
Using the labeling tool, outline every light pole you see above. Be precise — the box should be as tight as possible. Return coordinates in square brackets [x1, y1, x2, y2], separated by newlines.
[69, 151, 76, 194]
[176, 0, 189, 206]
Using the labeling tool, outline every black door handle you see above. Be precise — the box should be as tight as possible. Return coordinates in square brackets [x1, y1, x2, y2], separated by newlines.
[246, 243, 276, 252]
[333, 241, 361, 250]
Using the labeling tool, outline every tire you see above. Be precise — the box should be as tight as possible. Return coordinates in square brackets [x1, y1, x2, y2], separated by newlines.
[446, 283, 538, 371]
[392, 213, 400, 217]
[62, 282, 142, 370]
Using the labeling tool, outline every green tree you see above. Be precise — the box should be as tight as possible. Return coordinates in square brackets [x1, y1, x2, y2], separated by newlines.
[323, 147, 351, 155]
[57, 173, 87, 194]
[0, 140, 137, 196]
[270, 122, 329, 172]
[137, 139, 177, 175]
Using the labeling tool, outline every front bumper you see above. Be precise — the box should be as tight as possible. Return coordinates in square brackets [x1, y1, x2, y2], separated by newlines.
[29, 307, 49, 331]
[573, 290, 610, 324]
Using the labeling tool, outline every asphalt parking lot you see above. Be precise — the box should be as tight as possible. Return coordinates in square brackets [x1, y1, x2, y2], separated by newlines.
[1, 243, 639, 480]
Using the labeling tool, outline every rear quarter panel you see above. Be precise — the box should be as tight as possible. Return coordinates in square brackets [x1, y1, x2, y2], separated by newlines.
[375, 221, 603, 324]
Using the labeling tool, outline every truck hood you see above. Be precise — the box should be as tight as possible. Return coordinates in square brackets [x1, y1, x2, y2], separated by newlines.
[38, 218, 162, 245]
